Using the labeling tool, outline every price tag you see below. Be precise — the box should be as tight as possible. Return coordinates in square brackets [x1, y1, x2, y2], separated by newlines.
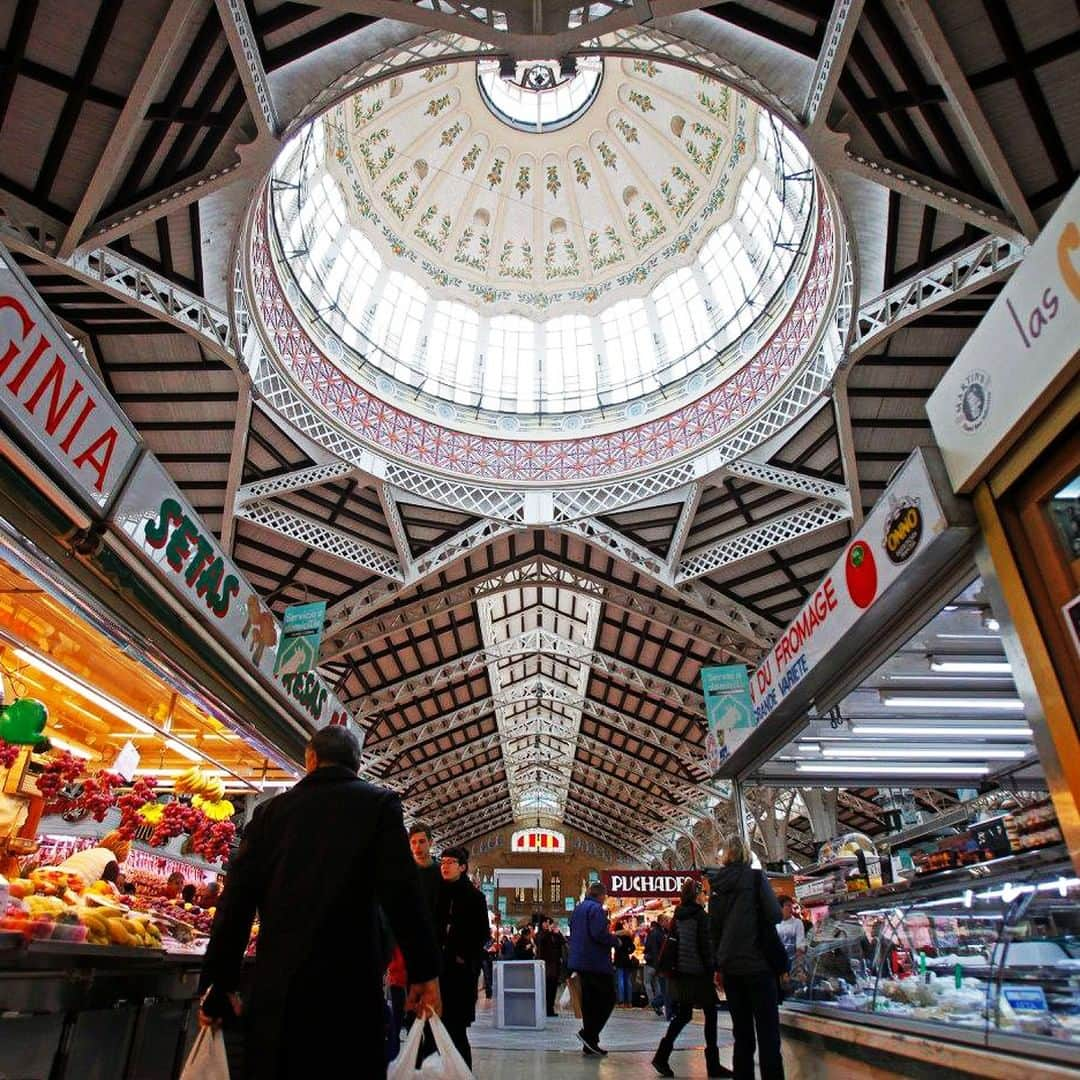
[113, 740, 140, 782]
[1002, 985, 1048, 1012]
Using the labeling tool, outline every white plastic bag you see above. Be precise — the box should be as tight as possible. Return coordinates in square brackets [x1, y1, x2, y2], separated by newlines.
[388, 1016, 473, 1080]
[179, 1028, 230, 1080]
[557, 983, 571, 1011]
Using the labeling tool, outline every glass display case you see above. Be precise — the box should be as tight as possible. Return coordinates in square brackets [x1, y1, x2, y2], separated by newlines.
[787, 851, 1080, 1067]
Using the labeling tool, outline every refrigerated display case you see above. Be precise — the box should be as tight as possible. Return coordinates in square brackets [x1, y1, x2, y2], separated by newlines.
[786, 847, 1080, 1068]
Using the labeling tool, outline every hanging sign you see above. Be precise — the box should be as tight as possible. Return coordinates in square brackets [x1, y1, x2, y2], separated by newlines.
[109, 454, 355, 736]
[745, 449, 949, 732]
[927, 177, 1080, 493]
[601, 870, 702, 898]
[0, 249, 139, 514]
[275, 601, 327, 676]
[511, 827, 565, 853]
[700, 665, 754, 769]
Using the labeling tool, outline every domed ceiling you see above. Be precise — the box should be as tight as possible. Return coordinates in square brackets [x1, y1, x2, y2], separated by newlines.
[321, 57, 757, 317]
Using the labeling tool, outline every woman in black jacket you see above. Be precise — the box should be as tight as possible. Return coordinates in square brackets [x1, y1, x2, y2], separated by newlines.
[651, 879, 731, 1078]
[708, 834, 785, 1080]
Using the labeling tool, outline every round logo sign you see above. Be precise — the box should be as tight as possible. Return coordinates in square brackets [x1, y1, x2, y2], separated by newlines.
[844, 540, 878, 609]
[884, 497, 922, 565]
[955, 369, 992, 433]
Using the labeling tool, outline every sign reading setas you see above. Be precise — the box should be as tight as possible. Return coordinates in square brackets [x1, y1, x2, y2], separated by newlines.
[602, 870, 702, 898]
[0, 251, 138, 513]
[747, 449, 947, 729]
[111, 454, 354, 736]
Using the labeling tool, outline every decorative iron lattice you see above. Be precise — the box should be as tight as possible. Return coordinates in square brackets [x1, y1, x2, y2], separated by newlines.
[676, 500, 852, 581]
[575, 732, 715, 807]
[235, 461, 357, 504]
[409, 760, 510, 817]
[804, 0, 864, 124]
[349, 629, 703, 718]
[72, 247, 234, 359]
[724, 459, 850, 506]
[850, 234, 1026, 358]
[235, 499, 404, 579]
[217, 0, 279, 136]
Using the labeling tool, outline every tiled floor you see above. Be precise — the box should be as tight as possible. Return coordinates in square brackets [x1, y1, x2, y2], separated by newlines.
[466, 999, 915, 1079]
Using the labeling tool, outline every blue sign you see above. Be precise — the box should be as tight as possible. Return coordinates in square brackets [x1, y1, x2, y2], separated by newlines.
[564, 896, 575, 911]
[275, 600, 327, 675]
[700, 665, 754, 769]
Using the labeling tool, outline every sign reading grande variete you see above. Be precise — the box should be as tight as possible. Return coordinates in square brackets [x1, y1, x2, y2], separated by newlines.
[110, 454, 355, 736]
[0, 250, 139, 513]
[601, 870, 702, 898]
[927, 178, 1080, 493]
[747, 450, 948, 731]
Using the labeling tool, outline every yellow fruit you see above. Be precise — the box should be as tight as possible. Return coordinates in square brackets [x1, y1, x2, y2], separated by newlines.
[107, 918, 137, 946]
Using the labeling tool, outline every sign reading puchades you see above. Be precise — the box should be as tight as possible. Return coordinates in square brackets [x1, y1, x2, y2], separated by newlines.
[927, 177, 1080, 494]
[602, 870, 702, 898]
[0, 249, 139, 514]
[109, 454, 355, 738]
[511, 828, 565, 853]
[748, 450, 948, 728]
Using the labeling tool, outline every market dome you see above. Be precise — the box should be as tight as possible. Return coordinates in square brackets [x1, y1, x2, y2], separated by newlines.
[244, 41, 848, 484]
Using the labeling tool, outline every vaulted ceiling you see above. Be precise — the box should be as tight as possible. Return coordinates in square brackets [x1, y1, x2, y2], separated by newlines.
[1, 0, 1076, 865]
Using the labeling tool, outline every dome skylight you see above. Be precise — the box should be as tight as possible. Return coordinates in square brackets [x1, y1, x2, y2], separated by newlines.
[264, 53, 822, 437]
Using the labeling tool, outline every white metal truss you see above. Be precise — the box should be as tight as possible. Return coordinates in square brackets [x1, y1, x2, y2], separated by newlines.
[323, 553, 767, 662]
[724, 460, 850, 508]
[666, 482, 703, 567]
[234, 499, 404, 579]
[423, 790, 513, 831]
[215, 0, 280, 138]
[68, 246, 235, 361]
[676, 500, 852, 582]
[564, 804, 654, 859]
[220, 381, 253, 554]
[408, 760, 510, 815]
[850, 235, 1027, 359]
[432, 806, 515, 846]
[236, 461, 357, 503]
[349, 629, 704, 718]
[804, 0, 865, 128]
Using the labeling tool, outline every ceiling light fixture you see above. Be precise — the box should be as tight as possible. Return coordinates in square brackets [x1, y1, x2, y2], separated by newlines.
[819, 746, 1025, 760]
[46, 734, 95, 760]
[851, 724, 1032, 738]
[795, 762, 990, 776]
[929, 657, 1011, 674]
[11, 647, 155, 734]
[880, 693, 1024, 711]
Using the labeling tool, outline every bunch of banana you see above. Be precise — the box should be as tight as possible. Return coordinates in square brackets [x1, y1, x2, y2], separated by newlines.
[192, 794, 235, 820]
[103, 915, 162, 949]
[138, 802, 164, 825]
[79, 910, 112, 946]
[174, 767, 226, 802]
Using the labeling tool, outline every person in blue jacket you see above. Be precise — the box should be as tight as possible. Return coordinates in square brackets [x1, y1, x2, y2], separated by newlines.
[568, 881, 619, 1056]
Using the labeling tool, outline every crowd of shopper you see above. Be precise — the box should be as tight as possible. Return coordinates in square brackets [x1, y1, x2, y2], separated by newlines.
[195, 725, 791, 1078]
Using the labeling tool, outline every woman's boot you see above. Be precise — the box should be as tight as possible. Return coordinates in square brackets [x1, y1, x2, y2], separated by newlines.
[651, 1034, 676, 1077]
[705, 1046, 733, 1077]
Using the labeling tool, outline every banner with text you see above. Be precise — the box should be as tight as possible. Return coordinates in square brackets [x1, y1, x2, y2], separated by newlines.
[0, 249, 139, 515]
[110, 454, 355, 737]
[275, 600, 327, 676]
[701, 664, 754, 770]
[602, 870, 702, 898]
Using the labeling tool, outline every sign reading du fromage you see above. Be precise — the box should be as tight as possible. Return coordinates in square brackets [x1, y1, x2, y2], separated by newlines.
[110, 454, 356, 738]
[602, 870, 702, 898]
[0, 249, 139, 513]
[927, 178, 1080, 493]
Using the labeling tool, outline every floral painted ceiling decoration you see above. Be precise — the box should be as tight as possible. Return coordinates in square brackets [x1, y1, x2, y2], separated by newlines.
[260, 40, 835, 446]
[315, 57, 756, 316]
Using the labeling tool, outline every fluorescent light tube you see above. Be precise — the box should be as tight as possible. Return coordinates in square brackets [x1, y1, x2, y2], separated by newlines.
[12, 647, 155, 734]
[795, 762, 989, 776]
[880, 694, 1024, 710]
[930, 658, 1011, 674]
[820, 746, 1025, 760]
[46, 735, 95, 759]
[851, 724, 1032, 738]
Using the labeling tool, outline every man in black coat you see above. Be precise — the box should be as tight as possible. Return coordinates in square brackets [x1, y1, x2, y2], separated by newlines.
[198, 726, 441, 1079]
[409, 822, 442, 917]
[435, 844, 490, 1068]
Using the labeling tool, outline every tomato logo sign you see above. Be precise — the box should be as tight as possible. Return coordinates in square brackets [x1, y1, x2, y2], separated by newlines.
[844, 540, 878, 609]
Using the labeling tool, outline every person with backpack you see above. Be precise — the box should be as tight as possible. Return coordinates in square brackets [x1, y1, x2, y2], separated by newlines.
[651, 879, 730, 1078]
[708, 834, 786, 1080]
[643, 916, 668, 1016]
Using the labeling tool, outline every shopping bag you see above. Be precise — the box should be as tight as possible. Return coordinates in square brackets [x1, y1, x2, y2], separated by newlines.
[179, 1028, 230, 1080]
[387, 1019, 426, 1080]
[426, 1015, 473, 1079]
[557, 982, 571, 1011]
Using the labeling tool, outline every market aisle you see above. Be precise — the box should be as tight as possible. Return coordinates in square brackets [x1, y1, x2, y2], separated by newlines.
[469, 1001, 917, 1079]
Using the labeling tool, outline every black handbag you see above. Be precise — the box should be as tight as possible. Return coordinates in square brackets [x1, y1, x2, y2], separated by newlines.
[656, 926, 679, 976]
